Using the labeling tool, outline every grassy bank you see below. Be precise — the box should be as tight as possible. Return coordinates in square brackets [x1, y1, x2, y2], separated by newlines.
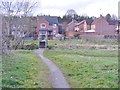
[44, 49, 118, 88]
[2, 50, 52, 88]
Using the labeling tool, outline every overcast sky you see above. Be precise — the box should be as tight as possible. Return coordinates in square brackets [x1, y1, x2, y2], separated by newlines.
[33, 0, 119, 17]
[1, 0, 119, 17]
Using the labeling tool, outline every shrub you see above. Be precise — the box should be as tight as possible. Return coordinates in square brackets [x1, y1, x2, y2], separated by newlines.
[74, 34, 80, 39]
[22, 43, 38, 50]
[47, 46, 54, 50]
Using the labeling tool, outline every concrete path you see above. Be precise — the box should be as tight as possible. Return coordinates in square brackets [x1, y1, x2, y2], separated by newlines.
[35, 49, 70, 88]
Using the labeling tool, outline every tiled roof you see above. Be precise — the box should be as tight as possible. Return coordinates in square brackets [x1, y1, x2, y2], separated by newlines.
[75, 19, 93, 26]
[37, 16, 59, 25]
[68, 19, 78, 25]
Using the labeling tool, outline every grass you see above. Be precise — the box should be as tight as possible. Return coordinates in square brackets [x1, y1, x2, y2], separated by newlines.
[44, 49, 118, 88]
[24, 40, 38, 45]
[2, 50, 52, 88]
[46, 49, 118, 57]
[24, 39, 118, 47]
[48, 40, 118, 46]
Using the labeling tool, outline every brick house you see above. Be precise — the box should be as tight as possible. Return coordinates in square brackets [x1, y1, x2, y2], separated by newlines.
[91, 15, 117, 35]
[65, 19, 94, 37]
[74, 19, 93, 34]
[65, 15, 117, 38]
[65, 19, 78, 37]
[36, 15, 59, 39]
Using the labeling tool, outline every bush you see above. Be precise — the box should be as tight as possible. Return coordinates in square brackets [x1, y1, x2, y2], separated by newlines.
[74, 34, 80, 39]
[47, 46, 54, 50]
[22, 43, 38, 50]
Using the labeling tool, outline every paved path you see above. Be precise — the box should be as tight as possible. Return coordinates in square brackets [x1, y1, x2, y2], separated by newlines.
[35, 49, 70, 88]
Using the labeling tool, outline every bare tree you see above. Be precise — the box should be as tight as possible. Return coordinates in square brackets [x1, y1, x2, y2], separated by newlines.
[0, 0, 39, 16]
[22, 1, 38, 16]
[0, 0, 39, 54]
[65, 9, 77, 18]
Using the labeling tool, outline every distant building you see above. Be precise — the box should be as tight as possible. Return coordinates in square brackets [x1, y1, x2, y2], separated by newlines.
[65, 15, 118, 38]
[74, 19, 94, 34]
[65, 19, 78, 37]
[91, 15, 117, 35]
[36, 15, 59, 39]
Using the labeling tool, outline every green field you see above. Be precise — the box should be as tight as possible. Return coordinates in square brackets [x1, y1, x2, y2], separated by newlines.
[1, 38, 118, 88]
[2, 50, 52, 88]
[44, 49, 118, 88]
[24, 40, 38, 45]
[48, 40, 118, 46]
[24, 39, 118, 47]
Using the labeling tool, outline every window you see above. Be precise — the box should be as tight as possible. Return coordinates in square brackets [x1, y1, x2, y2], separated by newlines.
[53, 30, 56, 35]
[53, 24, 57, 28]
[40, 23, 46, 28]
[74, 27, 79, 32]
[40, 30, 46, 34]
[91, 25, 95, 30]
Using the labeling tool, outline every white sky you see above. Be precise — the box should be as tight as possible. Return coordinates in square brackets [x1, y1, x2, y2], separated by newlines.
[1, 0, 119, 17]
[33, 0, 119, 17]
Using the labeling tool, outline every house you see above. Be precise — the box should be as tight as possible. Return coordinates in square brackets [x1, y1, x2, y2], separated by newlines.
[91, 15, 117, 36]
[74, 19, 93, 34]
[65, 15, 118, 38]
[66, 19, 94, 37]
[65, 19, 78, 37]
[36, 15, 59, 39]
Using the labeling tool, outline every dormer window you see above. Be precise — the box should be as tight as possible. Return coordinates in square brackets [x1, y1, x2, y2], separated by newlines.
[40, 23, 46, 28]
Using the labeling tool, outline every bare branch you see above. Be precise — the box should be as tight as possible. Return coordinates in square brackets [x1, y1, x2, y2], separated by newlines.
[1, 0, 40, 52]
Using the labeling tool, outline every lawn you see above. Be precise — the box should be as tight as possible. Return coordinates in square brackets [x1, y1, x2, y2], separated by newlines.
[44, 49, 118, 88]
[24, 40, 38, 46]
[2, 50, 52, 88]
[24, 39, 118, 47]
[48, 40, 118, 46]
